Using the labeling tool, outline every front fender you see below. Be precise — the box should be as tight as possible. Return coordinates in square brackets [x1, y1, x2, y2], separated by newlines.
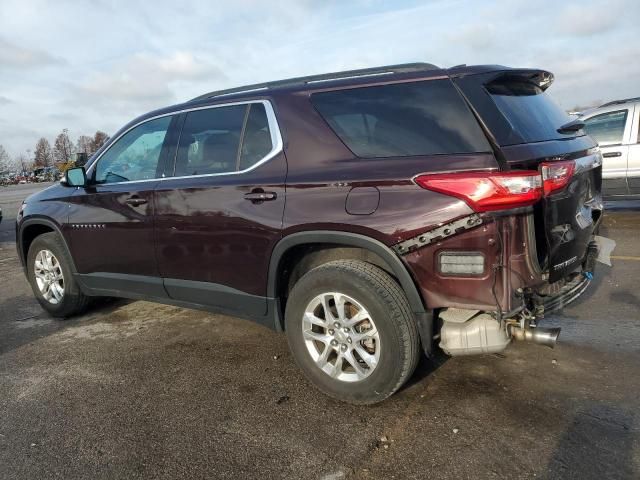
[17, 217, 77, 273]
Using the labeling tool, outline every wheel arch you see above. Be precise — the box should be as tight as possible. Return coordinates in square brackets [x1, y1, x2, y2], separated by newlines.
[268, 231, 427, 322]
[18, 218, 77, 273]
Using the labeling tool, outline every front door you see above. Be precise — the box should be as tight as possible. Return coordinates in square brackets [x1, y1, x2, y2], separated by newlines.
[68, 115, 178, 297]
[154, 101, 286, 317]
[583, 107, 632, 196]
[625, 105, 640, 194]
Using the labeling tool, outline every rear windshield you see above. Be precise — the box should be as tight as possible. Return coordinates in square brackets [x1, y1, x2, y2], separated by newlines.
[311, 79, 491, 158]
[486, 78, 577, 145]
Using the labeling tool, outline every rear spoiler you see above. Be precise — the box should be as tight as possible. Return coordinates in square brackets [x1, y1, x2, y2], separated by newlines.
[485, 69, 555, 91]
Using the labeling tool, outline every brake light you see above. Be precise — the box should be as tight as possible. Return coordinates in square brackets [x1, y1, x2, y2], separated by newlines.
[415, 171, 543, 212]
[540, 160, 575, 195]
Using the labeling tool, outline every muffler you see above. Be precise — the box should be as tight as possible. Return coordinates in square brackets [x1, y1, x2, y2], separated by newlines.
[510, 326, 561, 348]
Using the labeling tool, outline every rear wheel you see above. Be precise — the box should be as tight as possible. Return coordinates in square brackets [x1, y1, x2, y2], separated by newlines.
[285, 260, 420, 404]
[27, 232, 90, 318]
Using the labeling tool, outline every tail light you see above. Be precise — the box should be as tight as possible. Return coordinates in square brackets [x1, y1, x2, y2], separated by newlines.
[540, 160, 575, 195]
[415, 171, 543, 212]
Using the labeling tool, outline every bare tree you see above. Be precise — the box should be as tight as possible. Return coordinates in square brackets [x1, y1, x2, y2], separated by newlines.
[91, 131, 109, 155]
[76, 135, 93, 156]
[53, 129, 74, 163]
[34, 138, 54, 167]
[16, 153, 33, 174]
[0, 144, 12, 172]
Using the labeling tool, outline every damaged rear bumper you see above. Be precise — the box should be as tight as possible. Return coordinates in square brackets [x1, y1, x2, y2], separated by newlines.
[394, 178, 610, 357]
[539, 273, 591, 314]
[437, 235, 614, 357]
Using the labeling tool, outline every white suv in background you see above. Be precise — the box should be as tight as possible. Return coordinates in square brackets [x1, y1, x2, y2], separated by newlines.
[579, 97, 640, 197]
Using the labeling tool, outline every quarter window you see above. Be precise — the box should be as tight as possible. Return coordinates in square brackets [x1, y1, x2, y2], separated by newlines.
[174, 103, 274, 177]
[94, 116, 172, 184]
[311, 79, 490, 158]
[239, 104, 273, 170]
[583, 110, 628, 146]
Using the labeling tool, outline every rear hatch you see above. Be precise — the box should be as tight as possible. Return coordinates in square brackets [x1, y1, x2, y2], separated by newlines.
[453, 68, 603, 282]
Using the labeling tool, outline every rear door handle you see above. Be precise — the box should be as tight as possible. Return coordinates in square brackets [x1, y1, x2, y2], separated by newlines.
[244, 191, 277, 202]
[125, 196, 148, 206]
[602, 152, 622, 158]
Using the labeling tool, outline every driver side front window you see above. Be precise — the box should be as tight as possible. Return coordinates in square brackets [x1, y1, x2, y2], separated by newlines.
[94, 116, 172, 184]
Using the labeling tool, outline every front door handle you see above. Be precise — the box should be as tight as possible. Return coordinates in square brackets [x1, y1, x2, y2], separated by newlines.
[125, 196, 148, 206]
[244, 191, 277, 202]
[603, 152, 622, 158]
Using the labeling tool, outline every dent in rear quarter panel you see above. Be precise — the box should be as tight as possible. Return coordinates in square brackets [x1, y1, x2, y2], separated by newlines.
[403, 219, 501, 310]
[404, 213, 547, 312]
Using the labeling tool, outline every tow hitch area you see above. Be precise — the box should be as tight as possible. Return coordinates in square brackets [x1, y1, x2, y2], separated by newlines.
[437, 235, 615, 357]
[438, 308, 560, 356]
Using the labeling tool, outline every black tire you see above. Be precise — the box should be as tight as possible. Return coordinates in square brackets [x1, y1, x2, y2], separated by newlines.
[26, 232, 90, 318]
[285, 260, 420, 405]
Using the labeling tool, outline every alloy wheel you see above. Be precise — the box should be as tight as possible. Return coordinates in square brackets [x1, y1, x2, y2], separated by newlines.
[302, 292, 381, 382]
[34, 249, 65, 305]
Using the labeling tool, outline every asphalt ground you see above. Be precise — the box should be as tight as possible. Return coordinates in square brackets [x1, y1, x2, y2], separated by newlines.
[0, 183, 639, 479]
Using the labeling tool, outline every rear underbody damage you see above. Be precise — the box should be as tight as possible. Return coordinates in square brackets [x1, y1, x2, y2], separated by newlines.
[395, 203, 609, 357]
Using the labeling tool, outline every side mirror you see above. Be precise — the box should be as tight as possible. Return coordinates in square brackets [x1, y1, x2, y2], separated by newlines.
[63, 167, 87, 187]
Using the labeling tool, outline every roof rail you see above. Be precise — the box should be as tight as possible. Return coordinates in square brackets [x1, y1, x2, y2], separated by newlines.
[190, 62, 439, 101]
[600, 97, 640, 107]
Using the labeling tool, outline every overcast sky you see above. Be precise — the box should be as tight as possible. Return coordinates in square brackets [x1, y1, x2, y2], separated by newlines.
[1, 0, 638, 157]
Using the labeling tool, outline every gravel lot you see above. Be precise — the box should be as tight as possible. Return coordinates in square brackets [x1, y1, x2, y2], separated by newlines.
[1, 183, 639, 479]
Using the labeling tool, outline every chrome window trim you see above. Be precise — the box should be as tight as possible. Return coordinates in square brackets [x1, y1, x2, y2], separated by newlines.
[86, 99, 283, 186]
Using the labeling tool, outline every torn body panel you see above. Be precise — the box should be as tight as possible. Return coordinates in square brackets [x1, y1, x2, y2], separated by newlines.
[543, 154, 603, 282]
[398, 211, 544, 312]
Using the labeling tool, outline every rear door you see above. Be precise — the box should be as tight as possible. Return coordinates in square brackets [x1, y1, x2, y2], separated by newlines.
[153, 100, 286, 316]
[582, 107, 633, 195]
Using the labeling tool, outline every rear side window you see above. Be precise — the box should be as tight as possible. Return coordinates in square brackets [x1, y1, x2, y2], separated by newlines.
[583, 110, 628, 146]
[311, 80, 490, 158]
[174, 102, 274, 177]
[175, 105, 245, 176]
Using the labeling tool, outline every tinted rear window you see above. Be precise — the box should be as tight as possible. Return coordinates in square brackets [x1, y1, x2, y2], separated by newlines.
[175, 105, 245, 176]
[486, 78, 576, 144]
[311, 80, 490, 157]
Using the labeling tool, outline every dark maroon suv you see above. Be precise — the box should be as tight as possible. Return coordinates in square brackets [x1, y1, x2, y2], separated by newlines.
[17, 63, 605, 404]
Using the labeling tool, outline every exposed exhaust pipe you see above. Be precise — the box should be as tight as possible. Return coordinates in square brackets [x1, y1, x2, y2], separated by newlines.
[510, 326, 561, 348]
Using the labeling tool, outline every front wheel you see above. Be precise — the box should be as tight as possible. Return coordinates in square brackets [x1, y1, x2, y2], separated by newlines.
[27, 232, 90, 318]
[285, 260, 420, 404]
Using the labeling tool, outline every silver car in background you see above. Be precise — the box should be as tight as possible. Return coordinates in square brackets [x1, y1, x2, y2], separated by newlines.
[579, 97, 640, 197]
